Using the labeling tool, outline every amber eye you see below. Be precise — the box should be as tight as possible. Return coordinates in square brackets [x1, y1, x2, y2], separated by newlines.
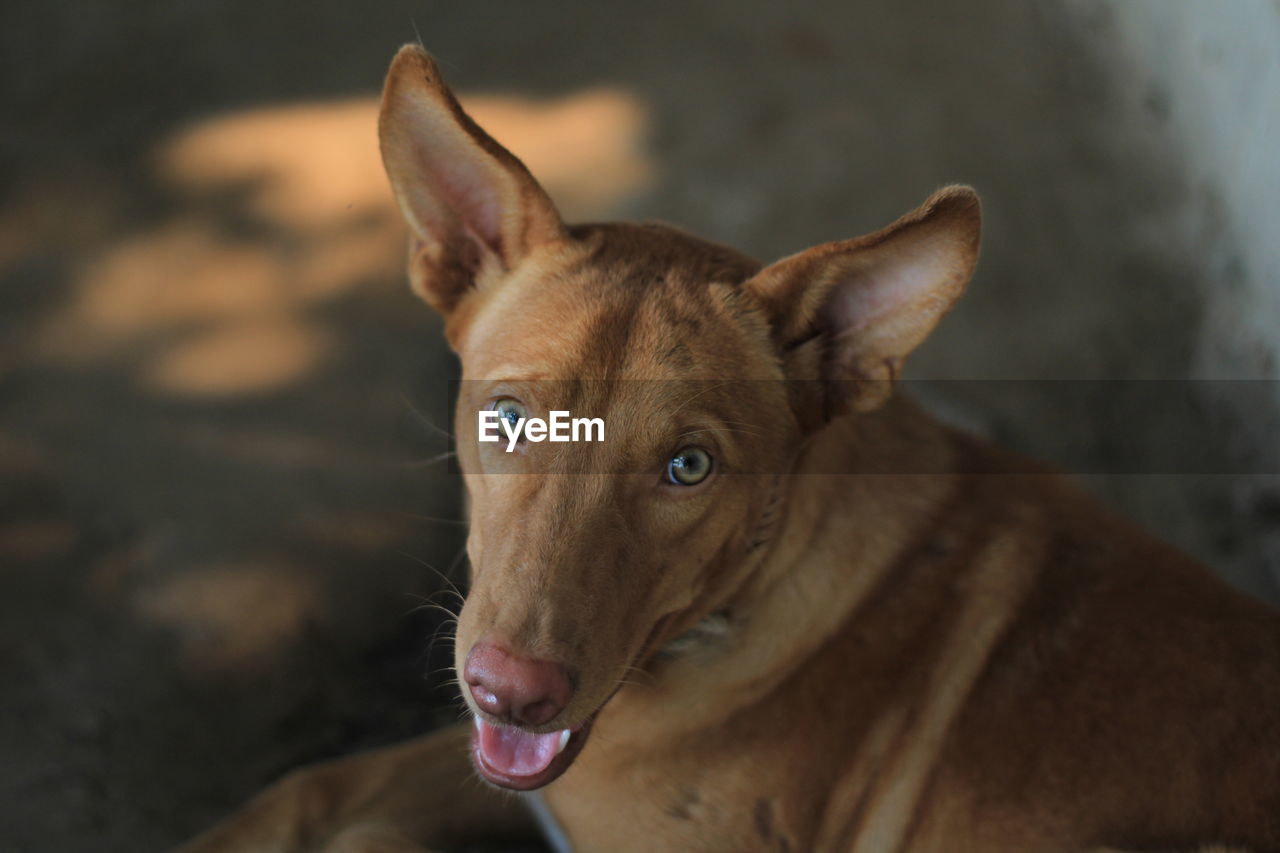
[491, 397, 528, 440]
[666, 447, 713, 486]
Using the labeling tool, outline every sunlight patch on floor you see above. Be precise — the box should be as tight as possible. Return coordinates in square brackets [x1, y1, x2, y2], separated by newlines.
[142, 314, 331, 397]
[0, 519, 79, 562]
[28, 87, 653, 399]
[158, 90, 653, 227]
[134, 560, 325, 675]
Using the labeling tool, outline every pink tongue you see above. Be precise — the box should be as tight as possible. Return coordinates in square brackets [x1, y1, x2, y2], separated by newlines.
[476, 718, 562, 777]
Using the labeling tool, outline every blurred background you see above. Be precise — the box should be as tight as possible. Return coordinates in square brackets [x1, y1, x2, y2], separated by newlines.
[1, 1, 1278, 850]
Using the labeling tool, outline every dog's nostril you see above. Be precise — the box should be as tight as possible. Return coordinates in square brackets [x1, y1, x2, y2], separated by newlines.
[463, 640, 573, 727]
[518, 697, 560, 727]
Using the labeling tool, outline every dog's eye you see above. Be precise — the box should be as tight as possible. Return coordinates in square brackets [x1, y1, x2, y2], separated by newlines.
[666, 447, 712, 486]
[491, 397, 528, 439]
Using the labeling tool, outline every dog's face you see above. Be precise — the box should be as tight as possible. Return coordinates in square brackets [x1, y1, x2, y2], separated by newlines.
[379, 46, 980, 790]
[450, 223, 796, 761]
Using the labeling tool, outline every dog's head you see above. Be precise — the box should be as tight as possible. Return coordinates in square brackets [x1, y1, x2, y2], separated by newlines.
[379, 46, 980, 790]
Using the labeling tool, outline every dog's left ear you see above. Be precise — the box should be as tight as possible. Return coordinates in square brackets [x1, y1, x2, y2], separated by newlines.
[744, 186, 980, 418]
[378, 45, 565, 316]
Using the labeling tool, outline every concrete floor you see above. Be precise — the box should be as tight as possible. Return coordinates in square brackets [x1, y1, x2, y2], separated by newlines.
[1, 1, 1277, 851]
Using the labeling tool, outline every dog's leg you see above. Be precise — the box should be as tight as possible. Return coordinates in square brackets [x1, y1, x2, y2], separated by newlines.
[318, 824, 430, 853]
[177, 723, 539, 853]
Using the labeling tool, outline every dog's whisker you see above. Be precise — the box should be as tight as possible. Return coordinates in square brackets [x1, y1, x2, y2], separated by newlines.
[408, 12, 425, 52]
[615, 662, 657, 692]
[674, 426, 762, 443]
[426, 620, 460, 659]
[407, 601, 460, 621]
[400, 394, 456, 442]
[411, 586, 464, 607]
[713, 426, 764, 439]
[412, 591, 464, 619]
[400, 450, 458, 469]
[396, 550, 467, 599]
[708, 418, 764, 430]
[401, 591, 463, 630]
[422, 606, 457, 631]
[669, 380, 736, 419]
[445, 543, 471, 580]
[428, 587, 465, 607]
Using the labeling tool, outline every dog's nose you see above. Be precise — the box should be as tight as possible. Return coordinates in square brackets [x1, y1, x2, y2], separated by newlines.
[463, 641, 573, 727]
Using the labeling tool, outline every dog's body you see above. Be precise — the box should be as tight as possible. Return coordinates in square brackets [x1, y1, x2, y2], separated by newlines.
[179, 47, 1280, 853]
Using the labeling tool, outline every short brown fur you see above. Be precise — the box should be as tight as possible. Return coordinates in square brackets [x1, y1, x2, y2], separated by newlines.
[179, 47, 1280, 853]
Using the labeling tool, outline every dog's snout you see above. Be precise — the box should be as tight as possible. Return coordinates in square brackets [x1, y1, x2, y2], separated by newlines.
[464, 641, 573, 727]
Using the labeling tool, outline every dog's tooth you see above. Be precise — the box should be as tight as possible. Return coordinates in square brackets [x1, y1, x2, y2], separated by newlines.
[556, 729, 571, 754]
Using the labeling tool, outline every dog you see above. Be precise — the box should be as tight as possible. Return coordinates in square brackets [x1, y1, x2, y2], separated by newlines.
[178, 45, 1280, 853]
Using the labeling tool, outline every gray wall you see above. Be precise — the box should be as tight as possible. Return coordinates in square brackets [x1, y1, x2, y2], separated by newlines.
[1094, 0, 1280, 599]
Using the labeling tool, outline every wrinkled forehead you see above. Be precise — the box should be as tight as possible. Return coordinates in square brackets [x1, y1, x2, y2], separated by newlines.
[455, 223, 767, 382]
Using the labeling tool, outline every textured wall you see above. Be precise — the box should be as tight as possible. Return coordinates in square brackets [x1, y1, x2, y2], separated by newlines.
[1014, 1, 1280, 599]
[1102, 0, 1280, 597]
[1103, 0, 1280, 380]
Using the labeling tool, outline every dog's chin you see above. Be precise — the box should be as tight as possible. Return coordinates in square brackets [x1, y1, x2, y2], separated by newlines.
[470, 714, 596, 791]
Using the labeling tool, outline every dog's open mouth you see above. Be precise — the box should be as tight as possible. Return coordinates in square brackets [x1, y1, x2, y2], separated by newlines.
[470, 714, 595, 790]
[468, 616, 677, 790]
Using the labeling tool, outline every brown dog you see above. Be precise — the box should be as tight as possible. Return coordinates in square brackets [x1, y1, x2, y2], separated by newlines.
[179, 46, 1280, 853]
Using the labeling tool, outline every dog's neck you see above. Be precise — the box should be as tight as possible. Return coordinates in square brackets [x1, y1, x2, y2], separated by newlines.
[734, 394, 966, 672]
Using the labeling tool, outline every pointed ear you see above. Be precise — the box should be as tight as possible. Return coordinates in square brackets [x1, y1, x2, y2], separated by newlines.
[745, 186, 980, 420]
[378, 45, 565, 314]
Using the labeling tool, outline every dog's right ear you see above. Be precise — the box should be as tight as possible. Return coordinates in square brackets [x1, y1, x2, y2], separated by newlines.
[378, 45, 565, 315]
